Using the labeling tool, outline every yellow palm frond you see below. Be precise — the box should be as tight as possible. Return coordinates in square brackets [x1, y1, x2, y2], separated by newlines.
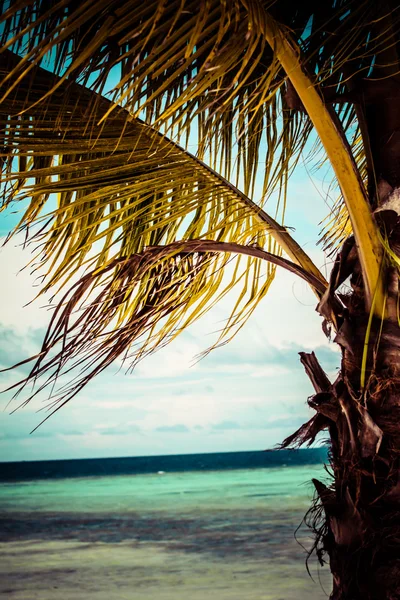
[2, 0, 392, 412]
[1, 1, 388, 311]
[0, 0, 321, 231]
[318, 116, 367, 255]
[0, 50, 327, 410]
[1, 50, 325, 291]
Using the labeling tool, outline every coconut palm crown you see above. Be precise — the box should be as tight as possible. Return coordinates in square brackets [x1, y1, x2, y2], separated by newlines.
[1, 1, 400, 597]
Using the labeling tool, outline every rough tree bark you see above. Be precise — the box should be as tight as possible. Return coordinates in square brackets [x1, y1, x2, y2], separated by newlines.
[293, 277, 400, 599]
[283, 6, 400, 595]
[284, 95, 400, 600]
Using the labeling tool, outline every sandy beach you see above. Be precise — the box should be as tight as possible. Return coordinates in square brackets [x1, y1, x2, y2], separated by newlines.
[0, 539, 331, 600]
[0, 462, 332, 598]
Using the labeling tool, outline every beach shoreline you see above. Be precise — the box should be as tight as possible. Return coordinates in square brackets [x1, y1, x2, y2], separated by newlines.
[0, 462, 332, 598]
[0, 539, 331, 600]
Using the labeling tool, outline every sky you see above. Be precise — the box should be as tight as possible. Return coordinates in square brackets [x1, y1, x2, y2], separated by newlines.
[0, 154, 340, 462]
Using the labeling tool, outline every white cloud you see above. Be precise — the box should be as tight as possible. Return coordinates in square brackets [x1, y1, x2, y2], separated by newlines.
[134, 339, 201, 378]
[0, 238, 51, 334]
[0, 172, 339, 460]
[250, 365, 290, 378]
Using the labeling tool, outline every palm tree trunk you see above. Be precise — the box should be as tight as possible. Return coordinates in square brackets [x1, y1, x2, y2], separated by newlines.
[304, 330, 400, 598]
[286, 243, 400, 598]
[292, 10, 400, 590]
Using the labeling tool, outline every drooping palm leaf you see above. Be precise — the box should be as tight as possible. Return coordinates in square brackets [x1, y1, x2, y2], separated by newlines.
[0, 48, 328, 409]
[318, 118, 366, 255]
[0, 0, 305, 220]
[4, 240, 326, 421]
[0, 49, 325, 286]
[1, 0, 387, 238]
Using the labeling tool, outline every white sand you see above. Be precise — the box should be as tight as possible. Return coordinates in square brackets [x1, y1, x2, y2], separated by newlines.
[0, 540, 332, 599]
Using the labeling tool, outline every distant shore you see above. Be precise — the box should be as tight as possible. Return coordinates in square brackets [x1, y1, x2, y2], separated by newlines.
[0, 447, 328, 482]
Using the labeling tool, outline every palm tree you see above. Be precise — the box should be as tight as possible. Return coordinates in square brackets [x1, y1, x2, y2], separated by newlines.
[1, 0, 400, 597]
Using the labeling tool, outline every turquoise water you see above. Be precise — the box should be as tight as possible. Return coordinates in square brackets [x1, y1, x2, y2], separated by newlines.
[0, 465, 324, 514]
[0, 462, 332, 598]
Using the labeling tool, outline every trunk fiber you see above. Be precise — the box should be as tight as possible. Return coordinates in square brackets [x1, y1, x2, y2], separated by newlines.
[287, 242, 400, 598]
[301, 318, 400, 599]
[288, 15, 400, 594]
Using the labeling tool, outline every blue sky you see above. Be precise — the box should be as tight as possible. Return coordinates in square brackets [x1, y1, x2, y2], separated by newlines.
[0, 156, 340, 461]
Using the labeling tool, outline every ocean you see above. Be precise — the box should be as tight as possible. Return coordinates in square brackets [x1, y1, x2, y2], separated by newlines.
[0, 448, 332, 599]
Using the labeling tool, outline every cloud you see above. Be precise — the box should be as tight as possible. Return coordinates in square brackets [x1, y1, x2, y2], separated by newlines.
[209, 415, 308, 432]
[200, 339, 338, 372]
[134, 339, 201, 379]
[95, 422, 142, 436]
[0, 326, 43, 372]
[0, 426, 84, 440]
[155, 424, 190, 433]
[264, 415, 309, 430]
[0, 239, 52, 334]
[0, 174, 340, 462]
[212, 420, 242, 431]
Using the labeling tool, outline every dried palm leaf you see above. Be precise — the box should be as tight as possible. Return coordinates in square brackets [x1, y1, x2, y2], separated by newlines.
[4, 240, 326, 422]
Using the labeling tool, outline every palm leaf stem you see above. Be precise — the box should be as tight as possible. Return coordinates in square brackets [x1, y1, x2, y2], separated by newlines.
[246, 3, 385, 314]
[145, 239, 328, 294]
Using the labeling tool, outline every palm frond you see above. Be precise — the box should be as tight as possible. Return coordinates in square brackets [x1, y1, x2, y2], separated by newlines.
[2, 0, 397, 411]
[318, 110, 367, 254]
[3, 239, 326, 420]
[1, 0, 395, 290]
[253, 6, 385, 313]
[1, 49, 325, 290]
[0, 0, 306, 218]
[0, 49, 328, 409]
